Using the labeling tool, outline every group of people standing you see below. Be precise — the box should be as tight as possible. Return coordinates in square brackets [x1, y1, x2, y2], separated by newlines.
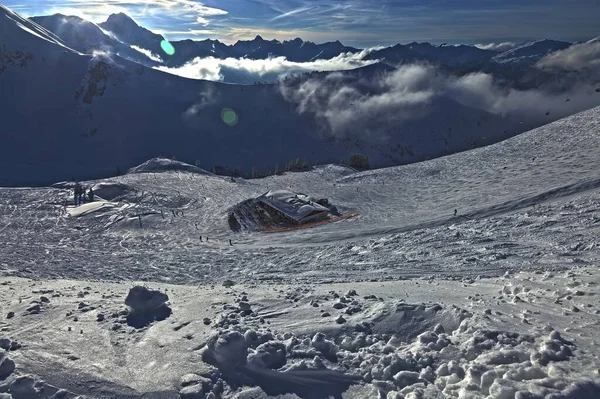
[74, 183, 94, 206]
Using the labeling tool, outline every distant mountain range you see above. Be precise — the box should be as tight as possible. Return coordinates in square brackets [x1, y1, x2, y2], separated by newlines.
[31, 12, 361, 67]
[30, 11, 574, 71]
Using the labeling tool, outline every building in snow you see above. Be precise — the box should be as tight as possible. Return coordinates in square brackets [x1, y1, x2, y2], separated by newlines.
[257, 190, 330, 225]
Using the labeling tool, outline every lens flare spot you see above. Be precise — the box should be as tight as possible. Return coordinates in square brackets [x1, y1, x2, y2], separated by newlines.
[160, 40, 175, 56]
[221, 108, 238, 126]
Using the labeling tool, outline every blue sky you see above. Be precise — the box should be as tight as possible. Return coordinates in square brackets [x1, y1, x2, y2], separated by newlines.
[4, 0, 600, 47]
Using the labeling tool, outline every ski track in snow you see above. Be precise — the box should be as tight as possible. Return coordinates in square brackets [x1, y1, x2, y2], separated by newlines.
[0, 107, 598, 398]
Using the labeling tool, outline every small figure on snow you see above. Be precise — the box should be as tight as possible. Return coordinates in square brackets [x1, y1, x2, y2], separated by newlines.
[229, 239, 233, 246]
[454, 209, 457, 217]
[74, 183, 82, 205]
[87, 188, 94, 202]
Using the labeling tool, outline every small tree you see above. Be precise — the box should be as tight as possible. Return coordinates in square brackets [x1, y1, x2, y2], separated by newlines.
[284, 158, 309, 172]
[349, 153, 370, 170]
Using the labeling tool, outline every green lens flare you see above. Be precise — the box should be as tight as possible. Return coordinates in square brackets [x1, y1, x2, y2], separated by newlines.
[160, 40, 175, 56]
[221, 108, 238, 126]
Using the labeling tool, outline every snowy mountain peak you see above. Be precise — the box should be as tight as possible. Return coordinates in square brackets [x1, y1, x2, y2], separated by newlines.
[103, 12, 139, 28]
[98, 11, 164, 56]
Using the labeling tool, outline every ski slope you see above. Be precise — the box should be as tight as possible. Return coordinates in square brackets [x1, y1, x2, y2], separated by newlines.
[0, 107, 599, 398]
[0, 105, 598, 284]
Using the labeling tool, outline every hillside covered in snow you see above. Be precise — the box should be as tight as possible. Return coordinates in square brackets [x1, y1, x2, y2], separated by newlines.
[0, 103, 599, 398]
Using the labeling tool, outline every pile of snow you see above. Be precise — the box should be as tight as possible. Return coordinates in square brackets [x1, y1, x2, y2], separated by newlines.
[124, 286, 171, 328]
[91, 182, 136, 201]
[66, 200, 116, 217]
[127, 158, 212, 175]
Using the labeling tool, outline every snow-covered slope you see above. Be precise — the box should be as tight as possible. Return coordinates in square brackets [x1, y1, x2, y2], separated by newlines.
[492, 39, 572, 64]
[0, 106, 599, 399]
[30, 13, 161, 66]
[0, 3, 74, 52]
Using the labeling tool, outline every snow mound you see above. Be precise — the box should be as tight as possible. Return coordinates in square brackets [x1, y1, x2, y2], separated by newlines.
[124, 286, 171, 328]
[127, 158, 212, 175]
[91, 182, 136, 201]
[125, 285, 168, 311]
[370, 302, 471, 339]
[66, 201, 116, 217]
[49, 181, 77, 189]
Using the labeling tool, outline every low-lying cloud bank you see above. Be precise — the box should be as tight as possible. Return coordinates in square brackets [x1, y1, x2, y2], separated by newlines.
[154, 48, 379, 84]
[475, 42, 517, 52]
[279, 63, 600, 141]
[130, 45, 163, 63]
[536, 38, 600, 71]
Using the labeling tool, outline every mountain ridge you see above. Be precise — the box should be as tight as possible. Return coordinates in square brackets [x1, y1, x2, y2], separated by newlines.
[31, 11, 580, 71]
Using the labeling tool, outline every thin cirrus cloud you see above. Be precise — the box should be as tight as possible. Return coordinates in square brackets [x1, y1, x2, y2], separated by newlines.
[7, 0, 228, 26]
[270, 6, 318, 22]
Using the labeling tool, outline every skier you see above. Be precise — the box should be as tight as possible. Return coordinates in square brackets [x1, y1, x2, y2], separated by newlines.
[80, 186, 86, 204]
[454, 209, 457, 217]
[87, 188, 94, 202]
[229, 239, 233, 246]
[74, 183, 82, 205]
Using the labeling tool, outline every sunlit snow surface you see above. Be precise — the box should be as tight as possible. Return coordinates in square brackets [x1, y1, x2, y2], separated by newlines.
[1, 106, 598, 283]
[0, 107, 599, 399]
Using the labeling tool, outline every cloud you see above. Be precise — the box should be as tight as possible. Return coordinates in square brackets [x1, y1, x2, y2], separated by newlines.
[278, 63, 600, 142]
[536, 39, 600, 70]
[270, 7, 316, 22]
[475, 42, 517, 52]
[183, 85, 217, 120]
[130, 45, 163, 62]
[196, 16, 209, 26]
[192, 4, 228, 17]
[23, 0, 227, 26]
[154, 48, 381, 83]
[154, 28, 217, 36]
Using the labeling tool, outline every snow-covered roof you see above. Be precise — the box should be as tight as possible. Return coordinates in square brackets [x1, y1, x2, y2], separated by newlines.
[258, 190, 329, 222]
